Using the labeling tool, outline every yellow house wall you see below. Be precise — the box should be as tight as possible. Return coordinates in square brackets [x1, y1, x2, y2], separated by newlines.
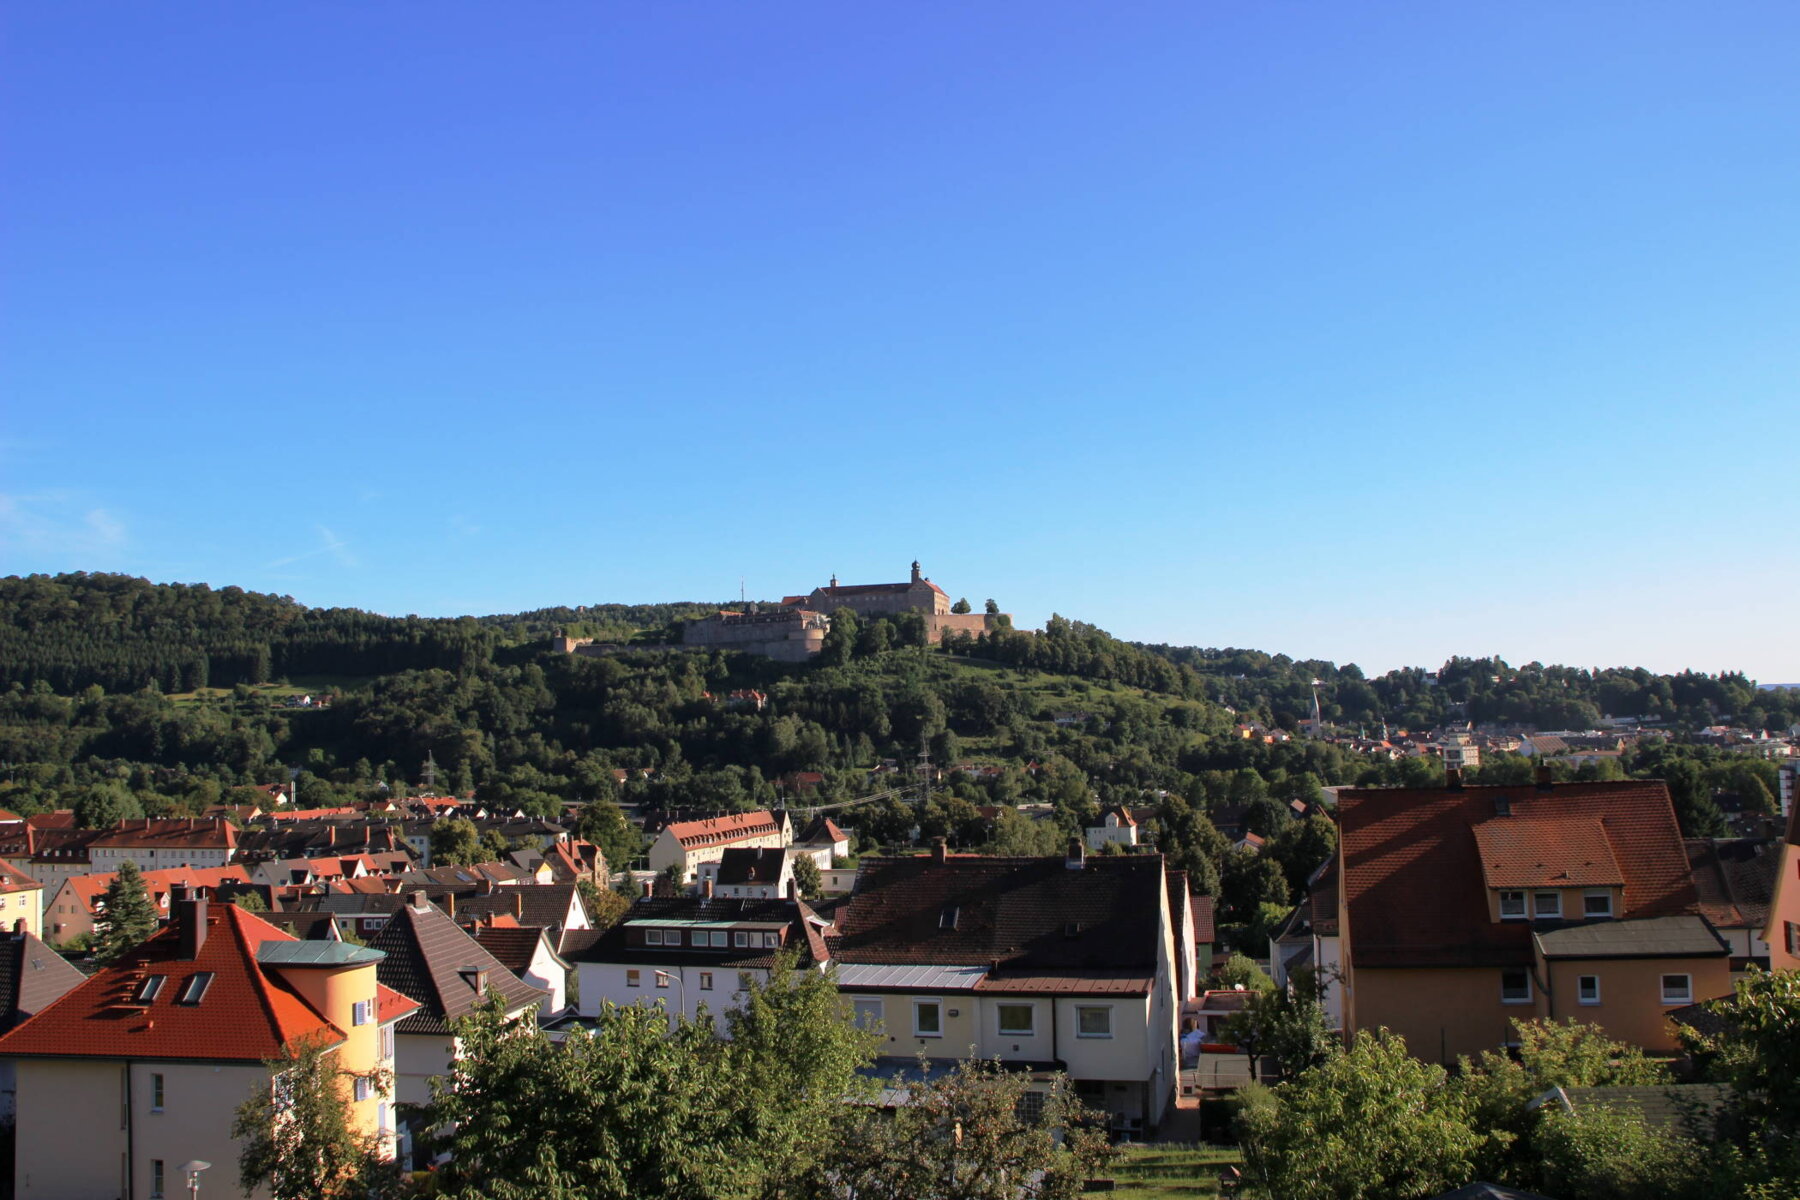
[1541, 956, 1731, 1053]
[1350, 966, 1545, 1064]
[1764, 843, 1800, 972]
[271, 961, 387, 1141]
[0, 885, 43, 939]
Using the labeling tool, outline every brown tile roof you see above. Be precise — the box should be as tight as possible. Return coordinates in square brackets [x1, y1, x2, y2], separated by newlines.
[365, 900, 545, 1035]
[0, 860, 40, 894]
[1473, 816, 1625, 889]
[833, 854, 1164, 974]
[716, 847, 787, 885]
[0, 904, 367, 1062]
[1190, 895, 1216, 944]
[91, 817, 237, 850]
[1684, 838, 1777, 930]
[1338, 781, 1697, 969]
[471, 926, 555, 975]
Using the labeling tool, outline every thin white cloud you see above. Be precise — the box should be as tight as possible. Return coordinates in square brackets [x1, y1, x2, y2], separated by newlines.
[264, 525, 357, 570]
[0, 491, 130, 556]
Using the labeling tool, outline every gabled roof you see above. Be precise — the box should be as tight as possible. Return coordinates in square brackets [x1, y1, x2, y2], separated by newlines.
[1338, 781, 1697, 969]
[716, 847, 788, 886]
[1685, 838, 1777, 930]
[90, 818, 237, 851]
[365, 900, 545, 1035]
[662, 811, 781, 848]
[0, 904, 406, 1062]
[0, 860, 41, 894]
[57, 865, 252, 914]
[0, 930, 86, 1034]
[1474, 816, 1625, 889]
[798, 817, 848, 846]
[452, 883, 585, 931]
[833, 854, 1164, 975]
[564, 895, 830, 970]
[471, 925, 559, 975]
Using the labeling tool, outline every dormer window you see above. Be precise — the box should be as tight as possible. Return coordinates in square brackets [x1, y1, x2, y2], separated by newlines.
[1498, 891, 1526, 920]
[1533, 892, 1562, 919]
[1583, 890, 1614, 919]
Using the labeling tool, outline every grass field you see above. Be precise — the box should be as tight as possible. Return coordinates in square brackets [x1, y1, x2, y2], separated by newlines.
[1103, 1144, 1243, 1200]
[166, 677, 373, 705]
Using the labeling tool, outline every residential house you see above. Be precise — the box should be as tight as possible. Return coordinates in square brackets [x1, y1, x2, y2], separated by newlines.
[0, 861, 45, 939]
[1685, 837, 1779, 979]
[1086, 806, 1139, 852]
[647, 810, 788, 883]
[0, 888, 418, 1200]
[1191, 895, 1218, 981]
[564, 889, 830, 1032]
[471, 924, 571, 1017]
[830, 839, 1181, 1137]
[363, 894, 546, 1112]
[1337, 776, 1731, 1062]
[0, 926, 86, 1120]
[87, 818, 238, 874]
[45, 865, 252, 946]
[794, 816, 851, 864]
[1763, 798, 1800, 971]
[702, 847, 793, 899]
[1269, 857, 1343, 1028]
[0, 827, 103, 893]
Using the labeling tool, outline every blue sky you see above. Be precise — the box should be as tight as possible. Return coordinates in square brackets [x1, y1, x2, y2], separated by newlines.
[5, 4, 1797, 679]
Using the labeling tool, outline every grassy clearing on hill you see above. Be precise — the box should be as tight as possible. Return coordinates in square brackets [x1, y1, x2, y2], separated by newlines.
[1105, 1143, 1243, 1199]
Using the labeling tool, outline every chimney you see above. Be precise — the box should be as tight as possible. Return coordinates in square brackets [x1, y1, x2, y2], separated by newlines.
[1066, 837, 1086, 871]
[701, 878, 714, 901]
[1445, 767, 1462, 790]
[787, 877, 800, 902]
[512, 891, 523, 918]
[11, 919, 22, 935]
[1536, 764, 1554, 791]
[445, 892, 456, 918]
[172, 883, 208, 960]
[931, 837, 947, 865]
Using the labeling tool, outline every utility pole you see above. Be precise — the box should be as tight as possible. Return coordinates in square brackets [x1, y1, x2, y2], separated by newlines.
[916, 737, 932, 808]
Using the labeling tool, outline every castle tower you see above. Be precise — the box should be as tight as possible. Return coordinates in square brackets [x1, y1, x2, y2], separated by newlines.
[910, 560, 922, 584]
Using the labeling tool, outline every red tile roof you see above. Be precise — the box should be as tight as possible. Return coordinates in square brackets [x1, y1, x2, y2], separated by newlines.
[0, 904, 412, 1063]
[58, 866, 252, 915]
[0, 861, 41, 894]
[664, 811, 781, 848]
[1338, 781, 1697, 970]
[1473, 817, 1625, 889]
[91, 818, 237, 851]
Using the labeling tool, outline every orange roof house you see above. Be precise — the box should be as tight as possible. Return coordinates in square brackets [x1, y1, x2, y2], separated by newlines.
[1337, 776, 1730, 1062]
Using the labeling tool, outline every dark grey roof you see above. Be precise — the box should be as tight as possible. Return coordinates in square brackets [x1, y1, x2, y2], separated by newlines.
[258, 911, 341, 941]
[365, 902, 546, 1034]
[256, 942, 385, 967]
[716, 847, 787, 886]
[1534, 914, 1728, 959]
[451, 884, 584, 931]
[0, 931, 86, 1033]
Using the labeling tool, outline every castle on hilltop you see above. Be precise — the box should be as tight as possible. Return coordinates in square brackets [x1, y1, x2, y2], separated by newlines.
[780, 560, 950, 619]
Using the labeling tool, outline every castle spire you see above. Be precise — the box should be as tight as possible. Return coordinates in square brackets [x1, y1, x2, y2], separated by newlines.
[910, 560, 922, 584]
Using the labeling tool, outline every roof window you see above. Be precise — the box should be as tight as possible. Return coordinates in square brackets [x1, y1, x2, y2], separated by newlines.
[939, 907, 959, 930]
[135, 975, 167, 1003]
[176, 972, 214, 1005]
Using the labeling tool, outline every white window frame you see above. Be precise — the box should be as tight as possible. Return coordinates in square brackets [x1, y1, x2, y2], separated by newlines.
[996, 1003, 1035, 1036]
[1582, 890, 1614, 918]
[379, 1024, 395, 1059]
[1500, 968, 1533, 1004]
[1498, 891, 1526, 920]
[1660, 974, 1692, 1005]
[352, 999, 373, 1026]
[762, 932, 779, 948]
[656, 971, 671, 988]
[733, 931, 749, 948]
[698, 971, 714, 991]
[913, 999, 943, 1037]
[852, 996, 884, 1030]
[1075, 1005, 1113, 1038]
[151, 1072, 165, 1112]
[710, 930, 728, 947]
[1577, 975, 1601, 1005]
[645, 929, 665, 946]
[353, 1075, 374, 1103]
[1532, 891, 1562, 919]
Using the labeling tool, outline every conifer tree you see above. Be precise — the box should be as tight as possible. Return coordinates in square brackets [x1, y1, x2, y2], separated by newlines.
[92, 859, 160, 965]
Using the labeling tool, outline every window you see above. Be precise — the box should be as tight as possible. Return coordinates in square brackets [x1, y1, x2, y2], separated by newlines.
[1661, 974, 1692, 1005]
[914, 1001, 943, 1037]
[135, 975, 166, 1003]
[1578, 975, 1601, 1005]
[762, 932, 780, 948]
[1501, 969, 1533, 1004]
[711, 930, 729, 948]
[940, 906, 959, 929]
[1533, 891, 1562, 919]
[1076, 1006, 1112, 1038]
[177, 972, 214, 1006]
[1583, 890, 1613, 918]
[657, 971, 671, 988]
[997, 1004, 1035, 1036]
[1786, 921, 1800, 956]
[699, 971, 714, 991]
[354, 1075, 374, 1102]
[152, 1159, 165, 1200]
[151, 1073, 165, 1112]
[852, 997, 884, 1030]
[733, 931, 749, 948]
[1499, 891, 1526, 920]
[351, 998, 373, 1026]
[645, 929, 665, 946]
[379, 1025, 395, 1059]
[626, 969, 641, 988]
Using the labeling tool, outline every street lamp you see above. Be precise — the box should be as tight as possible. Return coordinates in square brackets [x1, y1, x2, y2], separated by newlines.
[178, 1160, 211, 1200]
[654, 970, 685, 1023]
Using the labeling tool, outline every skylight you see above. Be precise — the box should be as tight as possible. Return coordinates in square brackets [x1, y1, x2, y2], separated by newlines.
[939, 907, 959, 930]
[177, 972, 214, 1005]
[135, 975, 166, 1003]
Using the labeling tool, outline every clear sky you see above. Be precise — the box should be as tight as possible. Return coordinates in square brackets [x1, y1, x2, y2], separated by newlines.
[4, 4, 1797, 679]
